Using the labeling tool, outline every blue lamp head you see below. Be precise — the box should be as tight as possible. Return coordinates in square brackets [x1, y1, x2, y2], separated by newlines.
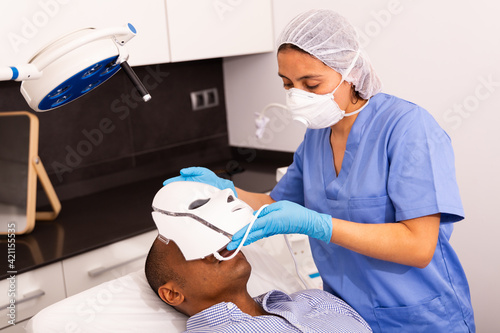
[1, 23, 150, 112]
[36, 55, 121, 111]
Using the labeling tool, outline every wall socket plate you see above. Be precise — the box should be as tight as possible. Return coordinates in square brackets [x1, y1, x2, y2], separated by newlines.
[190, 88, 219, 111]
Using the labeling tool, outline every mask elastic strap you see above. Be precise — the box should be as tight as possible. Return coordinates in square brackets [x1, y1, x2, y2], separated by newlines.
[344, 98, 370, 117]
[336, 49, 364, 118]
[213, 204, 269, 261]
[330, 49, 361, 96]
[343, 49, 361, 80]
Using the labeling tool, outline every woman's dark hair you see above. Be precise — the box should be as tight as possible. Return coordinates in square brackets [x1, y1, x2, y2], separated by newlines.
[278, 43, 310, 55]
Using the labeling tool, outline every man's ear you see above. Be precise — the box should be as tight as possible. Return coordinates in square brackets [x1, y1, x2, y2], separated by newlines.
[158, 282, 185, 306]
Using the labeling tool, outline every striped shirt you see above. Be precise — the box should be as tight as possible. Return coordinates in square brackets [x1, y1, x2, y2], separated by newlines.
[184, 289, 372, 332]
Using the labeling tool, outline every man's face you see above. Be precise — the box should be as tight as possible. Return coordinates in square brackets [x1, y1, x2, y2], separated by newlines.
[156, 237, 252, 314]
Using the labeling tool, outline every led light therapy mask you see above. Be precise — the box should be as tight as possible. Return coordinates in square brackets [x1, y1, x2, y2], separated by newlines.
[151, 181, 263, 261]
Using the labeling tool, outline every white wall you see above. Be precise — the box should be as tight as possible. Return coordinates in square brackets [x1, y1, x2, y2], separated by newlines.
[224, 0, 500, 330]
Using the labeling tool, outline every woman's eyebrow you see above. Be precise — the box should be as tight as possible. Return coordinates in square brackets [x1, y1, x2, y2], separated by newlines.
[278, 72, 289, 80]
[278, 73, 323, 81]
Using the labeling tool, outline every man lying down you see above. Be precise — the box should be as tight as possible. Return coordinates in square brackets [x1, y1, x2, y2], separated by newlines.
[145, 181, 372, 333]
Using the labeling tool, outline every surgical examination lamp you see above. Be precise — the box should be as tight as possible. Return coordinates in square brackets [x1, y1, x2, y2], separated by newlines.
[0, 23, 151, 112]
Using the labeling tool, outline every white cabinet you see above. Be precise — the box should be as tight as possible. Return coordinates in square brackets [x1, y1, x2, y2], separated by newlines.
[0, 1, 171, 68]
[62, 230, 157, 296]
[68, 1, 172, 66]
[166, 0, 274, 62]
[0, 262, 66, 330]
[0, 0, 273, 68]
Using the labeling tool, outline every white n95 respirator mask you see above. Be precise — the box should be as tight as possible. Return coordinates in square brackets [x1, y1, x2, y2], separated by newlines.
[286, 50, 362, 129]
[151, 181, 259, 261]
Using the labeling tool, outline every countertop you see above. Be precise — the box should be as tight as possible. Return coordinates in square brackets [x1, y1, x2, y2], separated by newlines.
[0, 160, 283, 280]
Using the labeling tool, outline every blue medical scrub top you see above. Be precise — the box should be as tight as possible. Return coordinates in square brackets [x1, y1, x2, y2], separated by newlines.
[270, 93, 475, 333]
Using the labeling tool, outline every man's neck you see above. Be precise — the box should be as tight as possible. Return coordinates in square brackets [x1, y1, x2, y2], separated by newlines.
[229, 292, 268, 316]
[188, 292, 269, 318]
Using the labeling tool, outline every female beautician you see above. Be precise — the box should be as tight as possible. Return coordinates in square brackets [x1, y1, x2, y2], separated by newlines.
[164, 9, 475, 332]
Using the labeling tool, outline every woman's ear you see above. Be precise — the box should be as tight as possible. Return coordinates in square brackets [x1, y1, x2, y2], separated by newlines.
[158, 282, 185, 306]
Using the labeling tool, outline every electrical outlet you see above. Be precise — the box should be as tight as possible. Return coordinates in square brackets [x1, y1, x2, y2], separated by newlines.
[190, 88, 219, 111]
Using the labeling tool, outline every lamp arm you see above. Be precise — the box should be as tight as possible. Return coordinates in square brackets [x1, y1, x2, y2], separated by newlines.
[0, 64, 42, 81]
[34, 24, 136, 71]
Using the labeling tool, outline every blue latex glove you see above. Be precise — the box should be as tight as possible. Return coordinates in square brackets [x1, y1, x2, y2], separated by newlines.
[163, 167, 237, 196]
[227, 200, 333, 250]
